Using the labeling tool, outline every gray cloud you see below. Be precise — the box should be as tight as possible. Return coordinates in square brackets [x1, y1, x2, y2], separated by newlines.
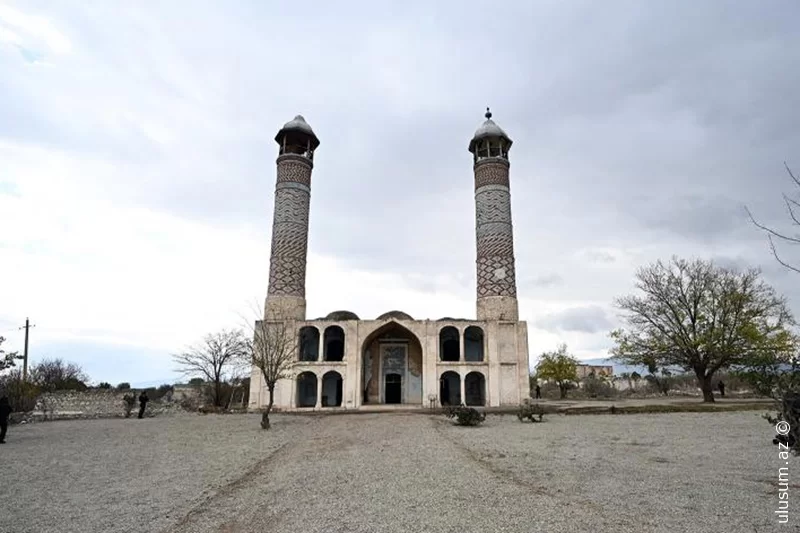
[582, 250, 616, 264]
[534, 306, 615, 335]
[523, 273, 564, 289]
[4, 1, 800, 381]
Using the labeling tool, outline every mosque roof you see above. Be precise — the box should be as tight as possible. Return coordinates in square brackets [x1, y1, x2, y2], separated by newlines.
[376, 310, 414, 321]
[325, 310, 360, 320]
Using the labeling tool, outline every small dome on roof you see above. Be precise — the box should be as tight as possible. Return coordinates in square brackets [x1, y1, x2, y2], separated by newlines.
[325, 310, 360, 321]
[275, 114, 320, 150]
[468, 107, 512, 153]
[376, 310, 414, 321]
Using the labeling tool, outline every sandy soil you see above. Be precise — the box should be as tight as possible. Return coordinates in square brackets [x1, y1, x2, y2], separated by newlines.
[0, 411, 789, 533]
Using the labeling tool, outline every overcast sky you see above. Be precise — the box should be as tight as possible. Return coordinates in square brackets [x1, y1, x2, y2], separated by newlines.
[1, 1, 799, 386]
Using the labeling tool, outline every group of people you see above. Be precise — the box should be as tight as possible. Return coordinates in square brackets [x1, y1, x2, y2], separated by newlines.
[0, 390, 151, 445]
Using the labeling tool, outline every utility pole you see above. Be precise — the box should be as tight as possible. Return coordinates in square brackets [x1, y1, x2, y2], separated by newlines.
[19, 318, 35, 381]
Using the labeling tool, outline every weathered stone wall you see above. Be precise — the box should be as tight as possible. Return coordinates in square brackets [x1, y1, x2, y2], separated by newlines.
[27, 390, 188, 422]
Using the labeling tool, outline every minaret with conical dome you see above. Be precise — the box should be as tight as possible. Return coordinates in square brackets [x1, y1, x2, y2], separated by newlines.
[264, 115, 320, 320]
[468, 108, 519, 321]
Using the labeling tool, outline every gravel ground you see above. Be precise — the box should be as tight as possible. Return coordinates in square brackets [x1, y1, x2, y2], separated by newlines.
[0, 411, 794, 532]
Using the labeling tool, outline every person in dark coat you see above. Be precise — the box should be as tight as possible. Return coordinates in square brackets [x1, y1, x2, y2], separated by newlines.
[138, 391, 149, 419]
[534, 384, 541, 399]
[718, 381, 725, 397]
[0, 396, 12, 443]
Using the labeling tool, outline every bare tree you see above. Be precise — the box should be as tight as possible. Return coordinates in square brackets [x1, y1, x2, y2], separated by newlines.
[30, 358, 89, 391]
[172, 329, 248, 407]
[244, 314, 298, 430]
[746, 162, 800, 274]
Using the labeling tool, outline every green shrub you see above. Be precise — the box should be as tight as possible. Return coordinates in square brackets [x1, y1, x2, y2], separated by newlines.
[0, 369, 39, 413]
[582, 374, 617, 399]
[517, 400, 545, 422]
[116, 382, 131, 390]
[97, 382, 112, 389]
[766, 393, 799, 456]
[445, 405, 485, 426]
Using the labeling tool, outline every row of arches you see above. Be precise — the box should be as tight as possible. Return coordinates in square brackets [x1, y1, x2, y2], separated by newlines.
[299, 326, 344, 361]
[297, 325, 486, 362]
[439, 326, 484, 362]
[296, 371, 343, 407]
[440, 371, 486, 406]
[293, 370, 487, 408]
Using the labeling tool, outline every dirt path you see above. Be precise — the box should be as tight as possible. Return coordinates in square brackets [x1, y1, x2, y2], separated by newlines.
[164, 414, 628, 533]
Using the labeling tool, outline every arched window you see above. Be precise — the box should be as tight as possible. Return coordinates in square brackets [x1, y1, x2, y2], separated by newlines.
[465, 372, 486, 406]
[464, 326, 484, 362]
[323, 325, 345, 361]
[439, 326, 460, 362]
[298, 327, 320, 361]
[296, 372, 317, 407]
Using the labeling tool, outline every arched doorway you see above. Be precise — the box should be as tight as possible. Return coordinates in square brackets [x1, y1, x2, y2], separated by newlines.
[439, 371, 461, 406]
[322, 371, 343, 407]
[361, 321, 424, 405]
[465, 371, 486, 406]
[296, 371, 317, 408]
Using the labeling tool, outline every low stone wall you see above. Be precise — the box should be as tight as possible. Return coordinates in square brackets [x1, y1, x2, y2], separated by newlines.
[26, 390, 185, 422]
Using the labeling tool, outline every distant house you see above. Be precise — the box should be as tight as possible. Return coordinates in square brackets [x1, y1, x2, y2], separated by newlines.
[576, 364, 614, 379]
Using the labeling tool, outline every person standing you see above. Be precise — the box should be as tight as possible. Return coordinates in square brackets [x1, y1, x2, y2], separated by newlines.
[718, 381, 725, 397]
[534, 384, 541, 399]
[138, 391, 149, 419]
[0, 396, 12, 443]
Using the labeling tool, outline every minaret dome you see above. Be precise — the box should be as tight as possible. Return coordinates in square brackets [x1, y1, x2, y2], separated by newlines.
[275, 114, 320, 160]
[468, 107, 513, 163]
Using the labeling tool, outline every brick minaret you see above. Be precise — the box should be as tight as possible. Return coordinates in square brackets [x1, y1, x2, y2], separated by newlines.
[264, 115, 320, 320]
[469, 108, 519, 321]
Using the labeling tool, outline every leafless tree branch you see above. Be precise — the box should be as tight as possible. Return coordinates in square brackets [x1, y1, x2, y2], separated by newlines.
[768, 235, 800, 275]
[172, 329, 248, 407]
[746, 163, 800, 274]
[240, 300, 299, 430]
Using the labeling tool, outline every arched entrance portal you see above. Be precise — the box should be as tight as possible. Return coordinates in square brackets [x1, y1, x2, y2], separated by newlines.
[361, 321, 424, 406]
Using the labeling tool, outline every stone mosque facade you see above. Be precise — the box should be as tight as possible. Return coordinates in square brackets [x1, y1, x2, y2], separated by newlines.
[248, 110, 530, 411]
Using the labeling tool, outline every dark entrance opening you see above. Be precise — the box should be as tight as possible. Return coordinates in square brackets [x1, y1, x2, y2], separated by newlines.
[321, 371, 343, 407]
[296, 372, 317, 408]
[336, 378, 343, 406]
[439, 371, 461, 406]
[385, 373, 402, 404]
[465, 371, 486, 406]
